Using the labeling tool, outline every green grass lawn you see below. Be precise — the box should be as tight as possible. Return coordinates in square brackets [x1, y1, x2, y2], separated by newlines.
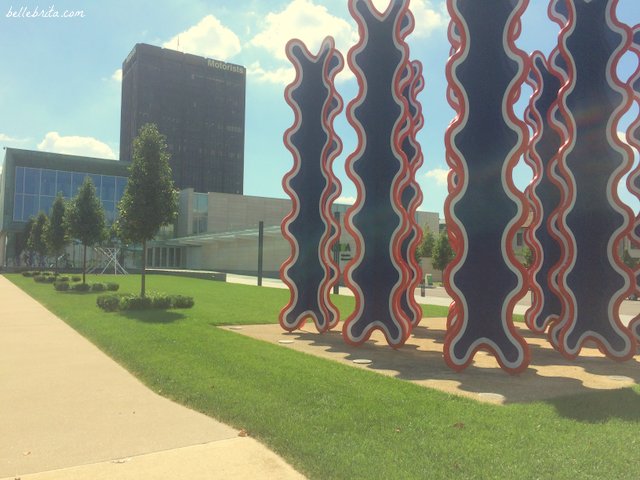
[6, 273, 639, 480]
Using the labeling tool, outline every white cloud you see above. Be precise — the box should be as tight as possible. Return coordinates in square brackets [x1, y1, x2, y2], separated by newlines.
[0, 133, 29, 143]
[335, 196, 356, 205]
[111, 68, 122, 82]
[409, 0, 448, 38]
[163, 15, 241, 60]
[247, 61, 295, 85]
[37, 132, 117, 160]
[250, 0, 357, 62]
[424, 168, 449, 186]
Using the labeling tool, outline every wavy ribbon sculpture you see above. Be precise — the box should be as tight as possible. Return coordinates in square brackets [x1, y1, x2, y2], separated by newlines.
[343, 0, 414, 347]
[549, 0, 637, 360]
[399, 60, 426, 328]
[444, 0, 531, 374]
[626, 25, 640, 342]
[280, 37, 344, 333]
[523, 49, 565, 334]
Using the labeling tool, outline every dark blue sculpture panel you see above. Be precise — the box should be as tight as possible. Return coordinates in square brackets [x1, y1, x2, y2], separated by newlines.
[549, 0, 637, 360]
[626, 25, 640, 343]
[523, 51, 564, 334]
[280, 37, 344, 333]
[444, 0, 531, 374]
[343, 0, 414, 347]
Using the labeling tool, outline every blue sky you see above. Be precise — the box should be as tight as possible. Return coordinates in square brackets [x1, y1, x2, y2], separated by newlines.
[0, 0, 638, 217]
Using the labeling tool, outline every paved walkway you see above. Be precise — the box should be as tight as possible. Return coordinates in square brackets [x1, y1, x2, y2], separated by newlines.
[0, 276, 305, 480]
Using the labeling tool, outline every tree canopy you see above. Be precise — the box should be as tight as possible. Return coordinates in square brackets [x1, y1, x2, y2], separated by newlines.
[65, 177, 105, 283]
[432, 228, 455, 275]
[28, 212, 49, 267]
[416, 224, 436, 259]
[117, 123, 177, 296]
[44, 193, 68, 271]
[117, 123, 177, 245]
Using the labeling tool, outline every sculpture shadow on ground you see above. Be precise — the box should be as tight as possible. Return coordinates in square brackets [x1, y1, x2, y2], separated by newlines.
[546, 387, 640, 423]
[231, 318, 639, 406]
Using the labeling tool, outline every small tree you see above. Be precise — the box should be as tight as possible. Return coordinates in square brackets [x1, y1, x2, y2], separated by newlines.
[416, 224, 436, 260]
[28, 212, 49, 269]
[44, 193, 68, 273]
[117, 123, 177, 297]
[15, 217, 35, 266]
[432, 228, 455, 279]
[65, 177, 105, 284]
[520, 246, 534, 270]
[622, 249, 639, 270]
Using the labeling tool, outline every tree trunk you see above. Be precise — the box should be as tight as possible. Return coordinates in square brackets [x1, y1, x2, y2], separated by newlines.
[82, 244, 87, 284]
[141, 239, 146, 298]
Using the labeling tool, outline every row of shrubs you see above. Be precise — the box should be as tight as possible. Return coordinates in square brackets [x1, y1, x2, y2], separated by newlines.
[97, 293, 194, 312]
[54, 281, 120, 292]
[25, 270, 83, 284]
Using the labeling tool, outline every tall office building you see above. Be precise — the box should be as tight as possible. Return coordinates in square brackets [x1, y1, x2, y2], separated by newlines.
[119, 43, 245, 194]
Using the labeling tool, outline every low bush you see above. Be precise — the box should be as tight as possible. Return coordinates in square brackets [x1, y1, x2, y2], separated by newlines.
[119, 295, 152, 311]
[150, 293, 172, 309]
[106, 282, 120, 292]
[71, 276, 82, 282]
[34, 275, 56, 283]
[71, 282, 91, 292]
[94, 292, 195, 312]
[170, 295, 195, 309]
[91, 283, 106, 292]
[96, 294, 122, 312]
[53, 281, 70, 291]
[57, 276, 70, 282]
[22, 271, 36, 277]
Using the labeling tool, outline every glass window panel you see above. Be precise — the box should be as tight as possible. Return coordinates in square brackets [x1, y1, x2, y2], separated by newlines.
[101, 175, 116, 202]
[161, 248, 167, 266]
[13, 194, 24, 221]
[57, 171, 72, 197]
[176, 248, 181, 267]
[24, 168, 40, 195]
[115, 177, 127, 201]
[15, 167, 25, 194]
[39, 196, 54, 215]
[154, 247, 161, 267]
[40, 169, 57, 196]
[23, 195, 38, 219]
[89, 174, 101, 198]
[72, 173, 88, 196]
[168, 248, 175, 267]
[147, 248, 153, 266]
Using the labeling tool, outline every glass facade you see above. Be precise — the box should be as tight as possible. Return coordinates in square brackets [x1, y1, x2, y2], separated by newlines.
[13, 166, 127, 223]
[192, 192, 208, 234]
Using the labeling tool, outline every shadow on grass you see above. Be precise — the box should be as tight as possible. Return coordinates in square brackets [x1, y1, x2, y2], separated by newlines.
[119, 309, 186, 324]
[263, 322, 640, 405]
[547, 388, 640, 423]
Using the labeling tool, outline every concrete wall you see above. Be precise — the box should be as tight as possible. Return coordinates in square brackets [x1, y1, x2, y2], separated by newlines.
[154, 190, 442, 277]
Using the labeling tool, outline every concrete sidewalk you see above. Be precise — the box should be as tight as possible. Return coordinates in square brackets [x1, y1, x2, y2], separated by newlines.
[0, 276, 305, 480]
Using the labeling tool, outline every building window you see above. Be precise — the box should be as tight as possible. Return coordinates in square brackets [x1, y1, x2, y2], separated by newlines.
[57, 171, 72, 197]
[40, 169, 57, 196]
[12, 167, 127, 223]
[101, 175, 116, 202]
[24, 168, 40, 195]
